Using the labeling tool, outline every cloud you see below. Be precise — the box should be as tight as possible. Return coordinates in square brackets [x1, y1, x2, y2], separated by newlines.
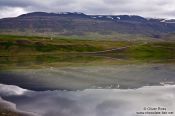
[0, 7, 27, 18]
[0, 0, 175, 19]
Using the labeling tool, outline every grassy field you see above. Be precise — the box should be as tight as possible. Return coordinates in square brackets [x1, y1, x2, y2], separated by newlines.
[0, 34, 175, 69]
[0, 107, 26, 116]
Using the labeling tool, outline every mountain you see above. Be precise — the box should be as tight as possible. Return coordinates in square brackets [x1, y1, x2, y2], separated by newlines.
[0, 12, 175, 37]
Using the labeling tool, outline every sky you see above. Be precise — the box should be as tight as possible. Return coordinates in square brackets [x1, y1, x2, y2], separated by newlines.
[0, 0, 175, 19]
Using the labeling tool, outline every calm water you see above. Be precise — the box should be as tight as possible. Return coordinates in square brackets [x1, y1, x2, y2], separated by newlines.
[0, 64, 175, 90]
[0, 84, 175, 116]
[0, 64, 175, 116]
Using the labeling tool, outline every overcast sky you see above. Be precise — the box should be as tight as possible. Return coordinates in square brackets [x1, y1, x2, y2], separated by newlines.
[0, 0, 175, 19]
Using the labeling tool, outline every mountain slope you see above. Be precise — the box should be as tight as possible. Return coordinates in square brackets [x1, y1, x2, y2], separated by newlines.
[0, 12, 175, 37]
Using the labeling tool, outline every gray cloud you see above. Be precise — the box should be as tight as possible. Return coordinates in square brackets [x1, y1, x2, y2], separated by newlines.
[0, 0, 36, 7]
[0, 0, 175, 19]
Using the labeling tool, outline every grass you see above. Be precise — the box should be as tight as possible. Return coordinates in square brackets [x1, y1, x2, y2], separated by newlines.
[0, 108, 25, 116]
[0, 34, 131, 55]
[0, 34, 175, 69]
[126, 43, 175, 60]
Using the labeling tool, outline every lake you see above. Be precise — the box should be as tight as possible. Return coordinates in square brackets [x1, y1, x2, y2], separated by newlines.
[0, 63, 175, 116]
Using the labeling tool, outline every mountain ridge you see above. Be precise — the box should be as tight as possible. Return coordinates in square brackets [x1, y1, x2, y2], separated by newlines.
[0, 12, 175, 37]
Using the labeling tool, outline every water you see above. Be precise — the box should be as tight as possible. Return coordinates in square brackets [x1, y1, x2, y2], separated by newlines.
[0, 84, 175, 116]
[0, 64, 175, 116]
[0, 64, 175, 90]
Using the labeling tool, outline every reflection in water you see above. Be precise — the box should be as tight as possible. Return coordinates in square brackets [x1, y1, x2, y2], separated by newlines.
[0, 64, 175, 91]
[0, 62, 175, 116]
[1, 52, 174, 70]
[0, 54, 104, 69]
[0, 84, 175, 116]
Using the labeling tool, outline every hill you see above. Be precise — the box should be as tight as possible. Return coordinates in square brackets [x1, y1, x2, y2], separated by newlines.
[0, 12, 175, 38]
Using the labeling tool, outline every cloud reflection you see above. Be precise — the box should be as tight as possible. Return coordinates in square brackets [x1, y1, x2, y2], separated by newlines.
[0, 84, 175, 116]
